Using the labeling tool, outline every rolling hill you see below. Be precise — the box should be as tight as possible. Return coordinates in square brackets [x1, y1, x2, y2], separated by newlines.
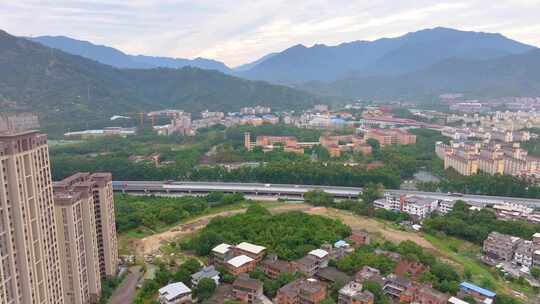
[238, 27, 536, 84]
[0, 30, 318, 133]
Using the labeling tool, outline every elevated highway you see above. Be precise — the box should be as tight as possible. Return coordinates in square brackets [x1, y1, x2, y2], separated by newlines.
[112, 181, 540, 207]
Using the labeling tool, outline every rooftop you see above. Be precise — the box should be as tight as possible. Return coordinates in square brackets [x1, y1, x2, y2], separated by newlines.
[459, 282, 496, 298]
[236, 242, 266, 254]
[309, 249, 329, 259]
[159, 282, 191, 301]
[316, 266, 351, 283]
[191, 266, 219, 281]
[233, 274, 262, 291]
[227, 255, 254, 268]
[448, 297, 470, 304]
[212, 243, 232, 254]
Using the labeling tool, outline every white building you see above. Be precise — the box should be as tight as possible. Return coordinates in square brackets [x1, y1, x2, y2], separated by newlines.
[159, 282, 192, 304]
[513, 241, 534, 268]
[438, 200, 456, 214]
[373, 195, 401, 211]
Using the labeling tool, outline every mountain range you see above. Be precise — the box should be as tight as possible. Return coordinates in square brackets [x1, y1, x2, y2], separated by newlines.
[30, 35, 232, 73]
[30, 27, 538, 87]
[301, 48, 540, 99]
[3, 26, 540, 133]
[238, 27, 536, 83]
[0, 30, 317, 133]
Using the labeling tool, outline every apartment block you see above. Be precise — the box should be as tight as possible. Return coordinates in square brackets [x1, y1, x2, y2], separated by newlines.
[0, 131, 64, 304]
[232, 274, 263, 304]
[483, 232, 522, 262]
[55, 172, 118, 279]
[54, 178, 102, 303]
[275, 278, 327, 304]
[364, 129, 416, 147]
[338, 281, 374, 304]
[436, 141, 540, 177]
[444, 154, 478, 176]
[53, 192, 96, 304]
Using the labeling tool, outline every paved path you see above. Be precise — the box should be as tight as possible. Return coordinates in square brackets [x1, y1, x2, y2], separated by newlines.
[109, 266, 142, 304]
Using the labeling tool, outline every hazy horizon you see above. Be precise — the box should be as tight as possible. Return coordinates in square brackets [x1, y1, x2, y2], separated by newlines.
[1, 1, 540, 66]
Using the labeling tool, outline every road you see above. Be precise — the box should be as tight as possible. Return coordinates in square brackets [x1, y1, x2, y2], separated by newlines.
[113, 180, 540, 207]
[109, 266, 142, 304]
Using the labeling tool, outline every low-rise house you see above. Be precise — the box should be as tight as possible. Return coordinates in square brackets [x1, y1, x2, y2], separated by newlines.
[338, 281, 374, 304]
[349, 229, 370, 247]
[308, 249, 330, 268]
[232, 274, 263, 304]
[437, 200, 456, 215]
[234, 242, 267, 262]
[482, 232, 521, 262]
[226, 255, 257, 275]
[355, 267, 385, 286]
[458, 282, 496, 304]
[402, 196, 439, 221]
[211, 243, 233, 265]
[321, 242, 351, 260]
[382, 275, 413, 302]
[261, 255, 296, 279]
[374, 249, 401, 262]
[448, 297, 470, 304]
[412, 285, 449, 304]
[275, 278, 327, 304]
[513, 240, 535, 268]
[394, 260, 427, 279]
[294, 255, 320, 276]
[159, 282, 192, 304]
[191, 265, 220, 286]
[315, 267, 352, 285]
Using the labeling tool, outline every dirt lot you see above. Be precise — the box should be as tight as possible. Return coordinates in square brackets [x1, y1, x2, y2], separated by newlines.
[306, 207, 435, 250]
[132, 203, 311, 256]
[126, 203, 438, 257]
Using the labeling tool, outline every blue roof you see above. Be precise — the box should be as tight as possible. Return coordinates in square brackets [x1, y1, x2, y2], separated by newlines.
[459, 282, 496, 298]
[334, 240, 348, 247]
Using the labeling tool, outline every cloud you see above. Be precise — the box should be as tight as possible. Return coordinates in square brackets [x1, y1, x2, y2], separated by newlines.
[0, 0, 539, 66]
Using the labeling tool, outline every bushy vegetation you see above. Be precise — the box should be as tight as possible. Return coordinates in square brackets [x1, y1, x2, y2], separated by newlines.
[134, 258, 202, 304]
[115, 193, 245, 234]
[424, 201, 540, 244]
[249, 268, 301, 298]
[335, 245, 397, 275]
[183, 204, 351, 260]
[437, 173, 540, 198]
[303, 186, 411, 223]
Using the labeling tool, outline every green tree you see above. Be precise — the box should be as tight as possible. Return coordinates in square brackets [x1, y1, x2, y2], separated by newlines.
[194, 278, 217, 301]
[360, 183, 383, 216]
[172, 268, 191, 286]
[304, 190, 334, 206]
[181, 258, 202, 274]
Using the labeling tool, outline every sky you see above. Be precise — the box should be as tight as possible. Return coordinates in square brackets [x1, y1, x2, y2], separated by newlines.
[1, 0, 540, 67]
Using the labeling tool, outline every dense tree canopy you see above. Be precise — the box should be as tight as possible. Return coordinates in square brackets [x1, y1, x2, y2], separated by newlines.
[115, 193, 244, 234]
[183, 205, 350, 260]
[424, 201, 540, 244]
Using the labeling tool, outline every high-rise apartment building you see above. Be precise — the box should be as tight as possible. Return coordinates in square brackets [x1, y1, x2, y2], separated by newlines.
[54, 173, 118, 279]
[0, 131, 64, 304]
[89, 173, 118, 278]
[53, 176, 102, 304]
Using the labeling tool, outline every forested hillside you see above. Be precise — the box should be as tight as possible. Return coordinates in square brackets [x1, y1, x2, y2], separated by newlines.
[0, 30, 318, 132]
